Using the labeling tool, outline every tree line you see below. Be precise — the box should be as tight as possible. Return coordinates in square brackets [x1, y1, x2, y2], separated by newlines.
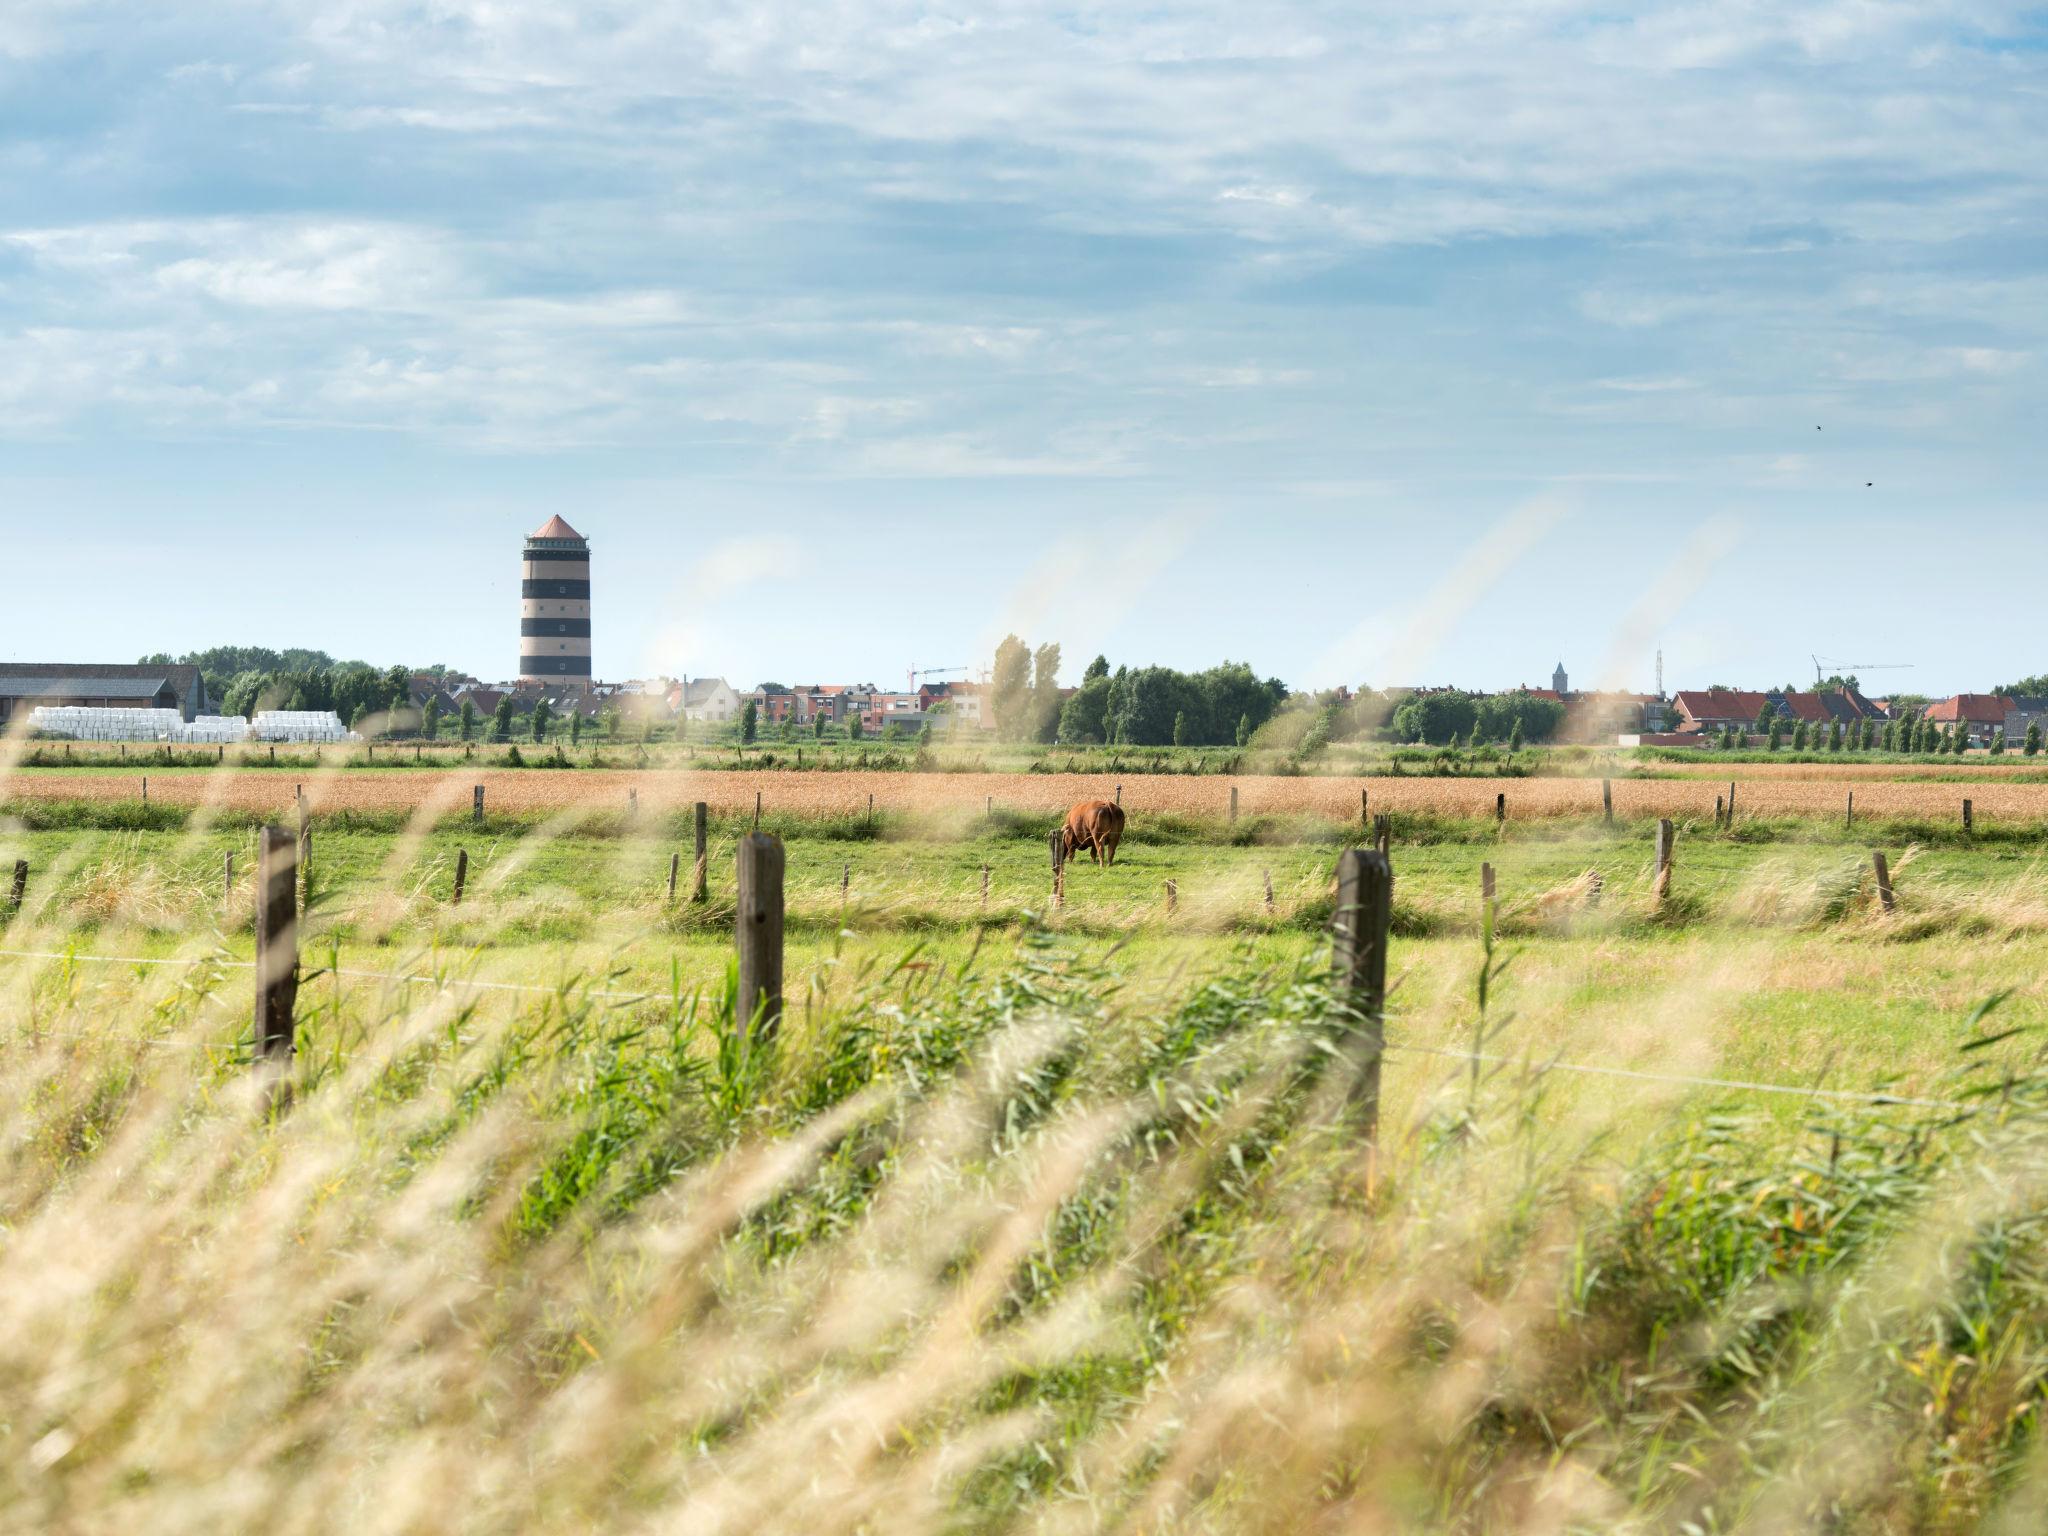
[985, 637, 1290, 746]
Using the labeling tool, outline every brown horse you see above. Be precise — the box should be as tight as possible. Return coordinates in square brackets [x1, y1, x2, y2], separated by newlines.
[1060, 800, 1126, 866]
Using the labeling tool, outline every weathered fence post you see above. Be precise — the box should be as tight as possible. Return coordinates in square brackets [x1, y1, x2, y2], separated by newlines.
[1115, 782, 1122, 806]
[1333, 849, 1394, 1145]
[629, 787, 639, 818]
[1872, 850, 1895, 912]
[692, 801, 709, 902]
[296, 792, 311, 914]
[473, 784, 485, 823]
[7, 859, 26, 917]
[867, 792, 874, 827]
[1654, 818, 1675, 903]
[1264, 868, 1275, 912]
[841, 862, 850, 911]
[1963, 798, 1973, 832]
[1494, 791, 1505, 823]
[981, 862, 990, 910]
[1715, 794, 1724, 828]
[453, 848, 468, 905]
[986, 793, 993, 820]
[1230, 785, 1239, 824]
[254, 825, 300, 1070]
[1727, 780, 1737, 823]
[1164, 878, 1177, 915]
[223, 851, 234, 906]
[667, 851, 680, 903]
[1481, 861, 1496, 908]
[1050, 830, 1066, 907]
[753, 790, 762, 831]
[734, 833, 785, 1041]
[141, 775, 148, 804]
[1373, 813, 1391, 856]
[1846, 791, 1854, 830]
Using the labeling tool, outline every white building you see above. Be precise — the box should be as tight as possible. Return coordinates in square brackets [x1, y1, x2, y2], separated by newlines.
[677, 676, 741, 723]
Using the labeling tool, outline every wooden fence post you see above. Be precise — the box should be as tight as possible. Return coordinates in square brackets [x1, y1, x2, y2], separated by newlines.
[841, 862, 850, 911]
[867, 792, 874, 827]
[296, 793, 311, 914]
[1373, 813, 1391, 856]
[753, 791, 762, 831]
[1963, 798, 1973, 832]
[735, 833, 785, 1041]
[1872, 850, 1895, 912]
[1846, 791, 1854, 830]
[141, 775, 148, 804]
[223, 851, 233, 906]
[1115, 783, 1122, 806]
[692, 801, 709, 902]
[1164, 878, 1177, 915]
[1494, 791, 1505, 823]
[1715, 794, 1724, 828]
[7, 859, 26, 917]
[453, 848, 469, 905]
[1481, 861, 1496, 907]
[1263, 868, 1275, 912]
[629, 787, 638, 818]
[1050, 830, 1066, 907]
[1230, 785, 1239, 824]
[473, 784, 485, 823]
[981, 862, 990, 910]
[1654, 818, 1675, 903]
[254, 825, 299, 1068]
[1727, 781, 1737, 823]
[667, 852, 680, 903]
[1333, 849, 1394, 1144]
[1361, 787, 1369, 824]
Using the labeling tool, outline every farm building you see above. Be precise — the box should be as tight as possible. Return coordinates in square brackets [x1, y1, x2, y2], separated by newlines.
[0, 663, 209, 730]
[1925, 694, 2017, 747]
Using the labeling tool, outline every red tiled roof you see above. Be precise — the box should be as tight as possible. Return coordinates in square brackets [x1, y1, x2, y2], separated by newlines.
[1674, 689, 1771, 721]
[530, 515, 584, 541]
[1924, 694, 2012, 724]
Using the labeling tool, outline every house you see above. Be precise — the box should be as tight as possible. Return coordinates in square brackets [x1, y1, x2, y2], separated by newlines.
[1925, 694, 2013, 747]
[1776, 688, 1884, 727]
[673, 677, 741, 723]
[2004, 697, 2048, 746]
[0, 663, 209, 728]
[1672, 689, 1774, 735]
[1559, 691, 1661, 743]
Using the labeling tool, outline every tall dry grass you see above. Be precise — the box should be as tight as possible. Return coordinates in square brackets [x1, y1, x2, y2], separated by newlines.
[1, 904, 2046, 1534]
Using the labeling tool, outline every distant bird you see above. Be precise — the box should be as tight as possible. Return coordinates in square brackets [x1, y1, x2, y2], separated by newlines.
[1866, 482, 1873, 487]
[1816, 425, 1822, 430]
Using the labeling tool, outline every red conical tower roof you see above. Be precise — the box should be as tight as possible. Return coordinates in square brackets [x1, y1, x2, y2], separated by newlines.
[529, 515, 584, 541]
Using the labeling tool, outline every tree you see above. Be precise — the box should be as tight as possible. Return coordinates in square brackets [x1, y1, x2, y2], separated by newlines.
[917, 723, 933, 748]
[1236, 713, 1250, 747]
[740, 700, 758, 745]
[531, 698, 552, 742]
[570, 711, 584, 746]
[1083, 654, 1110, 682]
[1767, 719, 1783, 751]
[1990, 728, 2006, 755]
[1030, 642, 1063, 742]
[848, 715, 863, 741]
[387, 689, 409, 737]
[1057, 675, 1111, 745]
[459, 698, 477, 742]
[2028, 723, 2042, 756]
[1172, 711, 1187, 747]
[990, 635, 1033, 739]
[1753, 702, 1776, 735]
[492, 697, 515, 743]
[1508, 718, 1524, 751]
[1955, 725, 1970, 756]
[1793, 721, 1809, 751]
[422, 696, 441, 740]
[1391, 692, 1478, 746]
[813, 714, 827, 739]
[1992, 674, 2048, 698]
[347, 702, 366, 734]
[1828, 720, 1843, 751]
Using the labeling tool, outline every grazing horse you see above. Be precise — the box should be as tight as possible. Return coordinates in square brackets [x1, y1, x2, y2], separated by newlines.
[1060, 800, 1126, 866]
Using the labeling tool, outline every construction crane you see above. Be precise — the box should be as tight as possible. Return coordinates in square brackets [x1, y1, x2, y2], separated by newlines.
[1812, 655, 1913, 688]
[907, 664, 967, 690]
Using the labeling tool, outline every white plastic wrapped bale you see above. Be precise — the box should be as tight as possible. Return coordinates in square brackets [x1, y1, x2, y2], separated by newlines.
[29, 706, 185, 741]
[252, 710, 349, 743]
[178, 715, 253, 744]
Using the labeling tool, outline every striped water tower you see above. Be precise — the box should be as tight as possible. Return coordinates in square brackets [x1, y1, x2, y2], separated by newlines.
[519, 515, 592, 688]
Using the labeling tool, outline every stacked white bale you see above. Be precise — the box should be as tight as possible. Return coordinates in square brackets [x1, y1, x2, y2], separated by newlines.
[28, 706, 186, 741]
[251, 710, 349, 743]
[179, 715, 252, 744]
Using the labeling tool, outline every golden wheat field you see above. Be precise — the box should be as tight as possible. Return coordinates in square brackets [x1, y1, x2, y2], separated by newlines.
[7, 766, 2048, 822]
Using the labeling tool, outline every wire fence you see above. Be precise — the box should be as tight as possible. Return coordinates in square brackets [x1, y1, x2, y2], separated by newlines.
[0, 944, 1974, 1109]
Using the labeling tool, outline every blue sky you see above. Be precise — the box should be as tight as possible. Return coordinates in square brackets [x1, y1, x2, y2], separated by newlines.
[3, 1, 2045, 696]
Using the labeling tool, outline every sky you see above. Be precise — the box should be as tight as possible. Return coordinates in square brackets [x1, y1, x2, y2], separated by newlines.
[2, 1, 2045, 698]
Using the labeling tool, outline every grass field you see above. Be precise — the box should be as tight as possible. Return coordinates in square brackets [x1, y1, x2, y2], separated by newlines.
[4, 763, 2048, 1530]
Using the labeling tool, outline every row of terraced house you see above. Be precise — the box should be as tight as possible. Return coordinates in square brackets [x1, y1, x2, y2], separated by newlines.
[1654, 688, 2048, 747]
